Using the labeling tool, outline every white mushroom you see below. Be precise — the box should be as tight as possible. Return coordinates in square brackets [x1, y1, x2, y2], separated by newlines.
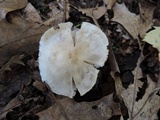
[38, 22, 109, 98]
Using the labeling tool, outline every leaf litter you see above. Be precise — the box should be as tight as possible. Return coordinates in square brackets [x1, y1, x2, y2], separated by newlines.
[0, 0, 28, 20]
[0, 0, 160, 120]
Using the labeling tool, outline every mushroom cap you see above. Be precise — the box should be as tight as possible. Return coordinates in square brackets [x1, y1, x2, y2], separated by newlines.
[38, 22, 109, 98]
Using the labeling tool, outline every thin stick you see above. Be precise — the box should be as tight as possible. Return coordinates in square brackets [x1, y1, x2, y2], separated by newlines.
[45, 83, 70, 120]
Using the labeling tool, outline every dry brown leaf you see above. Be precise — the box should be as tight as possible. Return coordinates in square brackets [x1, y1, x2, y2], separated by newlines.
[42, 1, 64, 26]
[103, 0, 116, 9]
[48, 2, 61, 18]
[0, 54, 25, 71]
[121, 50, 160, 120]
[0, 54, 25, 93]
[132, 64, 143, 80]
[103, 0, 109, 4]
[0, 0, 28, 20]
[109, 44, 124, 97]
[111, 2, 155, 39]
[43, 12, 63, 26]
[121, 75, 160, 120]
[0, 97, 21, 119]
[80, 6, 107, 20]
[33, 80, 47, 92]
[22, 3, 42, 23]
[78, 6, 107, 27]
[36, 94, 121, 120]
[42, 2, 63, 26]
[0, 14, 45, 47]
[0, 14, 49, 67]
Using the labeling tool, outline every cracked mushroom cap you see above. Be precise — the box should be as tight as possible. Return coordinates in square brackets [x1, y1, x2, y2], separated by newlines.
[38, 22, 109, 98]
[143, 27, 160, 60]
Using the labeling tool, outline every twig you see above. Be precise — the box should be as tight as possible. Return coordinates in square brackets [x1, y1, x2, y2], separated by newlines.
[45, 83, 70, 120]
[131, 51, 144, 119]
[133, 82, 160, 119]
[0, 33, 43, 48]
[57, 0, 67, 22]
[0, 102, 21, 115]
[63, 0, 67, 21]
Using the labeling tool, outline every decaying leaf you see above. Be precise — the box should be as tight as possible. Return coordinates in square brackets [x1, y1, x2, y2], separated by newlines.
[43, 1, 64, 26]
[43, 12, 63, 26]
[33, 80, 47, 92]
[0, 54, 25, 94]
[109, 44, 124, 97]
[121, 75, 160, 120]
[111, 2, 155, 39]
[0, 14, 49, 67]
[79, 6, 107, 20]
[48, 2, 61, 18]
[42, 2, 63, 26]
[22, 3, 42, 23]
[143, 27, 160, 60]
[103, 0, 116, 9]
[0, 0, 28, 20]
[0, 71, 31, 107]
[0, 14, 46, 47]
[0, 97, 21, 119]
[36, 94, 121, 120]
[0, 54, 25, 71]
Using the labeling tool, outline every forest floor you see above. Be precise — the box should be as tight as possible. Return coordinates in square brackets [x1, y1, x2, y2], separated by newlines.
[0, 0, 159, 120]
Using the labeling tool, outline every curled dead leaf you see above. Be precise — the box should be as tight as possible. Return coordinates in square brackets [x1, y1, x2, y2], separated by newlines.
[0, 0, 28, 20]
[111, 2, 155, 39]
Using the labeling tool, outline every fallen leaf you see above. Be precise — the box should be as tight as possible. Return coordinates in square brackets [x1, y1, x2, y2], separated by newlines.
[109, 44, 124, 97]
[121, 75, 160, 120]
[121, 48, 160, 120]
[0, 13, 49, 67]
[0, 54, 25, 94]
[42, 1, 63, 26]
[48, 2, 61, 18]
[143, 27, 160, 60]
[33, 80, 47, 92]
[0, 0, 28, 20]
[0, 97, 21, 119]
[132, 63, 143, 80]
[36, 94, 121, 120]
[0, 71, 31, 108]
[111, 2, 155, 39]
[0, 14, 46, 47]
[0, 54, 25, 71]
[104, 0, 116, 9]
[22, 3, 42, 23]
[77, 6, 107, 27]
[103, 0, 109, 5]
[80, 6, 107, 20]
[43, 12, 63, 26]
